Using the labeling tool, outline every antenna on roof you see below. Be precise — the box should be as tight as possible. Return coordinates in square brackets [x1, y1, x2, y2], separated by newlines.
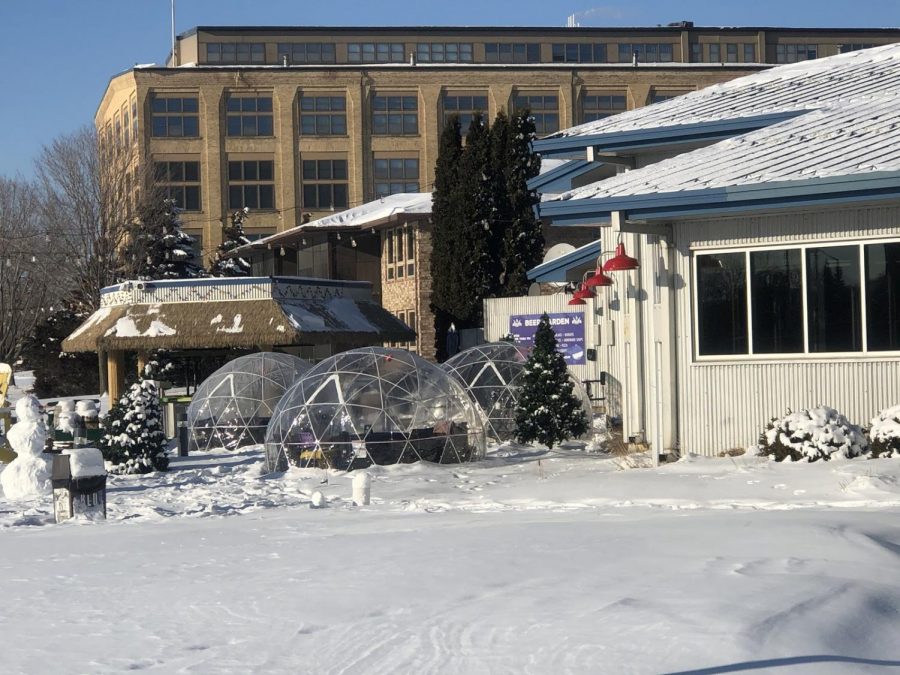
[566, 13, 579, 28]
[170, 0, 176, 66]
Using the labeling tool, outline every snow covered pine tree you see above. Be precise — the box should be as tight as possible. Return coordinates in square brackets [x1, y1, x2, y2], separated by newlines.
[124, 197, 205, 280]
[99, 364, 168, 474]
[210, 208, 252, 277]
[514, 314, 588, 451]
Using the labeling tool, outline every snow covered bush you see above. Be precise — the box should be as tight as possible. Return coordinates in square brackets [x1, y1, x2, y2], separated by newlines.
[757, 407, 868, 462]
[99, 375, 168, 475]
[868, 404, 900, 458]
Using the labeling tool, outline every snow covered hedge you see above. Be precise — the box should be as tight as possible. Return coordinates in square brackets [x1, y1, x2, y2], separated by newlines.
[757, 407, 868, 462]
[868, 404, 900, 458]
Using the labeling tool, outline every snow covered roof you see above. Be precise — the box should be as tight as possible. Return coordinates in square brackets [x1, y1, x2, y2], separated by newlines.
[538, 44, 900, 219]
[542, 43, 900, 143]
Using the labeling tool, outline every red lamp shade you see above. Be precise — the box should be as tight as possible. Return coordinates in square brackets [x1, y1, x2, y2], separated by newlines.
[568, 296, 586, 305]
[602, 243, 639, 272]
[584, 269, 614, 288]
[574, 284, 594, 300]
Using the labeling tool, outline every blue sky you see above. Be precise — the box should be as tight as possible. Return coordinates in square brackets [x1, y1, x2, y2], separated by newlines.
[1, 0, 897, 177]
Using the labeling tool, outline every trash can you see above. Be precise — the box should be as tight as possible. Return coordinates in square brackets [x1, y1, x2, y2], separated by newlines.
[177, 413, 189, 457]
[52, 448, 107, 523]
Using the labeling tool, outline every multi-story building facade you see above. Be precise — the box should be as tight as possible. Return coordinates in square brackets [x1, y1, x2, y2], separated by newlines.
[96, 24, 900, 359]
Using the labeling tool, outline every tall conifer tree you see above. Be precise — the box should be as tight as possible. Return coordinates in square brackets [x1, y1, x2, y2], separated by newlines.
[122, 197, 204, 280]
[501, 111, 544, 296]
[210, 208, 252, 277]
[430, 115, 463, 360]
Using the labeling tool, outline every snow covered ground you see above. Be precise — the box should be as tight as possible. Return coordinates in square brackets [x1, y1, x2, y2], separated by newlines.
[1, 446, 899, 674]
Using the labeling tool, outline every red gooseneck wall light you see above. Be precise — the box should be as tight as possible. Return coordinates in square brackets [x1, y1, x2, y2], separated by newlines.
[602, 242, 639, 272]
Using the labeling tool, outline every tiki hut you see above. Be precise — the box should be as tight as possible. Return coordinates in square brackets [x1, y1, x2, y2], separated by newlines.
[63, 276, 414, 400]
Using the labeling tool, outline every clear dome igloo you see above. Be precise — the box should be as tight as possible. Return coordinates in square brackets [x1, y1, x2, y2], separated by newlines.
[443, 342, 595, 442]
[265, 347, 486, 471]
[188, 352, 311, 452]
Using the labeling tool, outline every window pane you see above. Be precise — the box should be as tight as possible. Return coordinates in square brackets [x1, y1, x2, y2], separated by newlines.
[317, 159, 332, 180]
[333, 160, 347, 180]
[303, 184, 317, 208]
[182, 98, 198, 113]
[332, 116, 346, 135]
[302, 160, 316, 180]
[244, 186, 258, 209]
[806, 246, 862, 352]
[183, 117, 199, 137]
[258, 161, 273, 181]
[241, 116, 257, 136]
[243, 162, 258, 181]
[184, 162, 199, 182]
[333, 184, 348, 208]
[751, 250, 803, 353]
[301, 116, 316, 135]
[228, 186, 242, 209]
[184, 186, 200, 211]
[697, 253, 747, 355]
[865, 242, 900, 351]
[318, 184, 332, 208]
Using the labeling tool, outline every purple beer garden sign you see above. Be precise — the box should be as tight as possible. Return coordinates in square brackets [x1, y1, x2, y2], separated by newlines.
[509, 312, 586, 365]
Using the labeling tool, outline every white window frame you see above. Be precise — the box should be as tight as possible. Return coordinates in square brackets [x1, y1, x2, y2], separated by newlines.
[691, 236, 900, 363]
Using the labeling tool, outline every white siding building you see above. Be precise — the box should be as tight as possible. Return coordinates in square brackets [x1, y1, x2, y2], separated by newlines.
[527, 44, 900, 458]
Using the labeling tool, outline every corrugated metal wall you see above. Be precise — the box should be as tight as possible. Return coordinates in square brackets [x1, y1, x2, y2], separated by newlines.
[674, 203, 900, 455]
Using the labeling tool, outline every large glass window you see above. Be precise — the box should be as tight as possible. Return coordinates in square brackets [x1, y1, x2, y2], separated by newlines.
[582, 93, 626, 122]
[618, 43, 674, 62]
[206, 43, 266, 64]
[228, 160, 275, 210]
[150, 96, 199, 138]
[806, 246, 862, 352]
[696, 242, 898, 357]
[384, 226, 415, 281]
[348, 42, 404, 63]
[372, 95, 418, 135]
[442, 94, 488, 134]
[226, 96, 273, 137]
[300, 96, 347, 135]
[708, 44, 721, 63]
[866, 242, 900, 351]
[154, 161, 201, 212]
[751, 250, 803, 354]
[277, 42, 336, 64]
[416, 43, 473, 63]
[373, 158, 419, 197]
[551, 43, 607, 63]
[697, 253, 748, 356]
[743, 43, 757, 62]
[840, 43, 874, 54]
[301, 159, 348, 210]
[513, 94, 559, 135]
[484, 43, 541, 63]
[650, 89, 691, 104]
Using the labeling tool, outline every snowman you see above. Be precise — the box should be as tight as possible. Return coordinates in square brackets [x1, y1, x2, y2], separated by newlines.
[0, 394, 51, 499]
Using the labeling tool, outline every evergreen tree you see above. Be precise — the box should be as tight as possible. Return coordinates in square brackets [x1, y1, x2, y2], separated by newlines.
[98, 360, 168, 474]
[489, 110, 513, 278]
[501, 110, 544, 296]
[455, 113, 497, 319]
[210, 208, 252, 277]
[20, 304, 99, 398]
[514, 314, 588, 450]
[430, 115, 463, 361]
[122, 197, 204, 280]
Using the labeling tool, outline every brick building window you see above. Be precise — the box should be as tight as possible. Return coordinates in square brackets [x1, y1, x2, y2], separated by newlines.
[384, 226, 415, 281]
[372, 95, 418, 135]
[226, 96, 273, 137]
[131, 95, 138, 139]
[374, 158, 419, 197]
[300, 95, 347, 135]
[442, 94, 488, 134]
[277, 42, 336, 64]
[582, 93, 626, 122]
[151, 96, 199, 138]
[777, 44, 818, 63]
[416, 43, 473, 63]
[228, 160, 275, 210]
[154, 161, 201, 212]
[618, 43, 674, 62]
[484, 43, 541, 63]
[744, 44, 757, 62]
[206, 43, 266, 64]
[840, 43, 874, 54]
[513, 94, 559, 135]
[726, 43, 739, 63]
[708, 44, 721, 62]
[348, 42, 404, 63]
[301, 159, 348, 210]
[551, 43, 607, 63]
[649, 89, 691, 104]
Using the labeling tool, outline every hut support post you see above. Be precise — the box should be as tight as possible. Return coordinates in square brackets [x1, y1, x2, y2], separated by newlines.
[97, 348, 108, 397]
[137, 353, 147, 379]
[107, 350, 125, 403]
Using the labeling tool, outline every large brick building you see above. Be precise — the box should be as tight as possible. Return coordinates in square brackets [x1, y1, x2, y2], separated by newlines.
[96, 24, 900, 359]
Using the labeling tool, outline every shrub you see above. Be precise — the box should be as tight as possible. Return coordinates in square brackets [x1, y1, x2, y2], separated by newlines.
[757, 407, 868, 462]
[868, 404, 900, 459]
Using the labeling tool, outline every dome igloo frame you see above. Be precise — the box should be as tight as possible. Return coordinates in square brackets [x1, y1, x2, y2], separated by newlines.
[265, 347, 486, 472]
[442, 341, 594, 443]
[187, 352, 311, 452]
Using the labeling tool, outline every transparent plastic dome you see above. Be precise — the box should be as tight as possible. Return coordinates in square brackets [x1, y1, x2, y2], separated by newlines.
[443, 342, 595, 442]
[265, 347, 486, 472]
[188, 352, 311, 452]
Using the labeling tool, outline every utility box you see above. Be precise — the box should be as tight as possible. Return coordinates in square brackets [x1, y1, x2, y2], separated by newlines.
[52, 449, 107, 523]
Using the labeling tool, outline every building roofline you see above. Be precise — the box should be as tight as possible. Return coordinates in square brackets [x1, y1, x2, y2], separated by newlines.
[527, 240, 601, 282]
[179, 25, 900, 37]
[538, 171, 900, 225]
